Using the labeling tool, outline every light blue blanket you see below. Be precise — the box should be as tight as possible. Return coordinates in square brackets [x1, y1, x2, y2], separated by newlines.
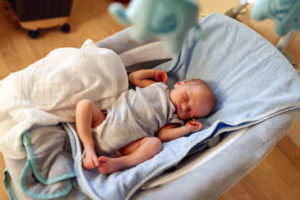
[68, 13, 300, 200]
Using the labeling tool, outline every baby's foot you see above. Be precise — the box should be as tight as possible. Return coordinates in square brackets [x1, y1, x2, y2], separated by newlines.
[97, 156, 125, 174]
[82, 151, 99, 169]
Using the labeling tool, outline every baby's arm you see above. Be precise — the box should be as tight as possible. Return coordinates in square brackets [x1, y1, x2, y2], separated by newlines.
[129, 69, 167, 88]
[158, 119, 202, 142]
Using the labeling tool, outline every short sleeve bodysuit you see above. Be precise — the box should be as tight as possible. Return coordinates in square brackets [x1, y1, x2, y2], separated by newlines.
[92, 82, 183, 155]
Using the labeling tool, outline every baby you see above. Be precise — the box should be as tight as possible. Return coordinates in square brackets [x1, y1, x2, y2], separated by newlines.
[75, 69, 216, 174]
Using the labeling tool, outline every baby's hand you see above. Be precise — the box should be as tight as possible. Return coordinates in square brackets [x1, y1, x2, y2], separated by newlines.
[185, 119, 202, 132]
[154, 70, 168, 84]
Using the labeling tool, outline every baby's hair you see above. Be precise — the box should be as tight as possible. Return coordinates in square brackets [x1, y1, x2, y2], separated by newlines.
[186, 79, 211, 92]
[186, 79, 206, 86]
[187, 79, 216, 116]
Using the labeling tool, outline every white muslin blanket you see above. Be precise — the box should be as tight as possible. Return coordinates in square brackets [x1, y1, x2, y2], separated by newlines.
[0, 39, 128, 159]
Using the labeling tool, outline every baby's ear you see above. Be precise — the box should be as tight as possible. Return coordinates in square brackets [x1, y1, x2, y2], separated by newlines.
[174, 80, 186, 88]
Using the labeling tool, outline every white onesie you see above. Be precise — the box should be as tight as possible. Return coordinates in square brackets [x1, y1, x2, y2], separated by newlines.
[92, 82, 183, 155]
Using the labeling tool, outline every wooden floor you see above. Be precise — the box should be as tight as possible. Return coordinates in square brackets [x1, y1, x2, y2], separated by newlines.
[0, 0, 300, 199]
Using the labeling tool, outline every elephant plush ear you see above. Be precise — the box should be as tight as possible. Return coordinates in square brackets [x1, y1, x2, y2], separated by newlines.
[251, 0, 300, 36]
[109, 3, 131, 25]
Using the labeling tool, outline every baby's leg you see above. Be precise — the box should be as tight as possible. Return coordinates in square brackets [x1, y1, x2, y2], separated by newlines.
[76, 99, 106, 169]
[98, 137, 162, 174]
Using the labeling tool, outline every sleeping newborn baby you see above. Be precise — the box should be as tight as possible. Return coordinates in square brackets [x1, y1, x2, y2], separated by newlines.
[75, 69, 216, 174]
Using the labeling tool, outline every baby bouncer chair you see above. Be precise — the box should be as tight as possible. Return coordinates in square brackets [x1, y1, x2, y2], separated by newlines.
[1, 0, 300, 199]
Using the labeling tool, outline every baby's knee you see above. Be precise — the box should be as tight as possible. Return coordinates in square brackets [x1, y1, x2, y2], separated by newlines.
[142, 137, 162, 153]
[76, 99, 93, 111]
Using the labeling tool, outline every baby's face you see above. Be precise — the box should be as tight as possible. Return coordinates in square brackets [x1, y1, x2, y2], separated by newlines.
[170, 81, 213, 120]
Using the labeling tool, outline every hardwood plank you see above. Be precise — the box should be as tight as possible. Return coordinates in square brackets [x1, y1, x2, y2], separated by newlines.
[221, 145, 300, 200]
[0, 0, 125, 78]
[278, 136, 300, 172]
[0, 54, 10, 79]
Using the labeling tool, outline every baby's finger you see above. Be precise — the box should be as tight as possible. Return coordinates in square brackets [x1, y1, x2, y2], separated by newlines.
[196, 122, 202, 129]
[190, 121, 202, 129]
[154, 71, 168, 83]
[161, 72, 168, 83]
[189, 120, 198, 125]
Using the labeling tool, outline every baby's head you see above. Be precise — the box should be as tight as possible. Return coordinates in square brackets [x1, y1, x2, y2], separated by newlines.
[169, 79, 216, 120]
